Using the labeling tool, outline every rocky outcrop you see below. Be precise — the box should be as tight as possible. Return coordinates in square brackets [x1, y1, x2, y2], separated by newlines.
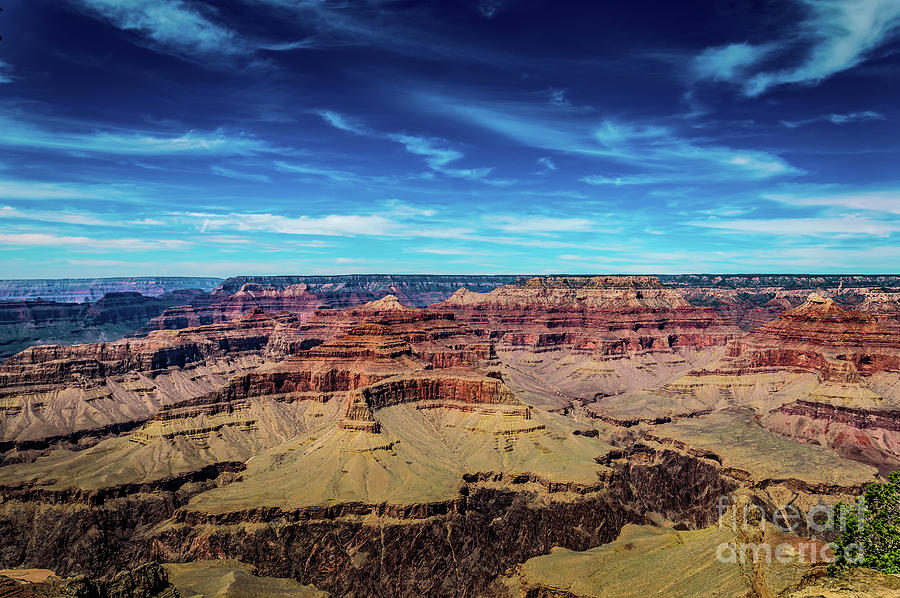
[0, 563, 176, 597]
[0, 309, 310, 450]
[435, 276, 738, 356]
[668, 294, 900, 473]
[3, 276, 897, 598]
[704, 294, 900, 378]
[660, 274, 899, 331]
[214, 274, 519, 305]
[131, 284, 322, 335]
[133, 276, 520, 336]
[858, 288, 900, 332]
[0, 291, 210, 360]
[0, 309, 296, 391]
[762, 400, 900, 474]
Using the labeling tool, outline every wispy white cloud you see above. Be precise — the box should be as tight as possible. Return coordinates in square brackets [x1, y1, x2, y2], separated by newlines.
[274, 160, 359, 185]
[177, 210, 406, 237]
[693, 43, 777, 83]
[0, 114, 280, 156]
[69, 0, 239, 57]
[780, 110, 886, 128]
[317, 110, 369, 135]
[0, 205, 123, 227]
[763, 187, 900, 214]
[388, 133, 501, 183]
[317, 109, 510, 185]
[687, 215, 900, 236]
[412, 247, 473, 255]
[423, 93, 801, 183]
[211, 165, 272, 183]
[0, 60, 13, 84]
[694, 0, 900, 96]
[490, 215, 597, 234]
[243, 0, 517, 65]
[0, 178, 150, 203]
[477, 1, 507, 19]
[0, 232, 187, 250]
[0, 179, 111, 200]
[535, 156, 557, 174]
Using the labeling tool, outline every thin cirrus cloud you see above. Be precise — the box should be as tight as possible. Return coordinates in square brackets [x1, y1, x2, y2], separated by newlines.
[0, 60, 13, 84]
[687, 216, 900, 237]
[763, 187, 900, 215]
[0, 114, 279, 157]
[317, 110, 509, 185]
[172, 208, 605, 241]
[490, 216, 596, 234]
[535, 157, 557, 174]
[68, 0, 240, 56]
[0, 232, 187, 250]
[0, 205, 132, 227]
[780, 110, 886, 128]
[210, 165, 272, 183]
[179, 210, 408, 237]
[273, 160, 361, 185]
[0, 179, 123, 201]
[693, 0, 900, 96]
[317, 110, 370, 135]
[420, 93, 802, 183]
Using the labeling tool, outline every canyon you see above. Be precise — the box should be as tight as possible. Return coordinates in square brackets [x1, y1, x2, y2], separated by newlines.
[0, 274, 899, 597]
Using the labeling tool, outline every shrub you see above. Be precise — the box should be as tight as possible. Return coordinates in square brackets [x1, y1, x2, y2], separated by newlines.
[829, 470, 900, 574]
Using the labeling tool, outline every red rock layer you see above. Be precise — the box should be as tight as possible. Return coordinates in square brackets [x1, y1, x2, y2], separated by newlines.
[711, 294, 900, 378]
[154, 297, 514, 436]
[858, 288, 900, 332]
[133, 284, 322, 335]
[432, 276, 738, 356]
[761, 400, 900, 474]
[0, 309, 299, 392]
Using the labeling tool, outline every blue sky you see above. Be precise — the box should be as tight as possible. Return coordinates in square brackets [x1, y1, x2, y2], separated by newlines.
[0, 0, 899, 277]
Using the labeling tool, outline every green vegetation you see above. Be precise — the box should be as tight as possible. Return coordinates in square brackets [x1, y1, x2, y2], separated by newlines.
[830, 470, 900, 574]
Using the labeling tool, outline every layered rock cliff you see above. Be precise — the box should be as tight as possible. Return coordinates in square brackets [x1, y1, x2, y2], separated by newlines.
[0, 291, 209, 360]
[0, 277, 221, 303]
[435, 276, 738, 354]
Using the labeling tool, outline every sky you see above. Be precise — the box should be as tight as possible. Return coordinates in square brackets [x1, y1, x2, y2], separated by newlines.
[0, 0, 899, 277]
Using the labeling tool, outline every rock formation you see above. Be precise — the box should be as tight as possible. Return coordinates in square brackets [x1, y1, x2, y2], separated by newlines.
[0, 277, 222, 303]
[435, 276, 737, 354]
[0, 291, 209, 360]
[652, 294, 900, 473]
[0, 277, 898, 597]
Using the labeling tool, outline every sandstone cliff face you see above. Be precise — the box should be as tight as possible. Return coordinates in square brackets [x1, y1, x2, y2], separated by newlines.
[0, 309, 306, 449]
[134, 276, 519, 336]
[214, 274, 519, 304]
[858, 288, 900, 332]
[761, 400, 900, 475]
[0, 291, 209, 360]
[132, 284, 322, 336]
[435, 276, 738, 356]
[0, 443, 734, 597]
[712, 294, 900, 378]
[661, 274, 900, 331]
[0, 310, 295, 389]
[663, 294, 900, 473]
